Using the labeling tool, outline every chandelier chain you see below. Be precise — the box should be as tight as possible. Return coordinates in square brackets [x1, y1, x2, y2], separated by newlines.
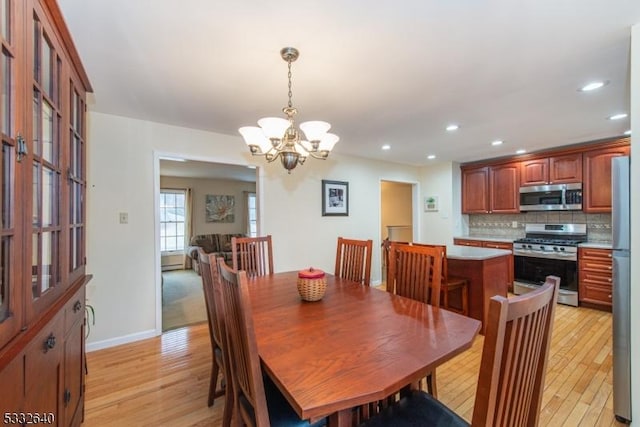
[287, 60, 293, 109]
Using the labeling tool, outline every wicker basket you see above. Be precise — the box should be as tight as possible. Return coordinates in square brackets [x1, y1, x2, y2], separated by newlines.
[297, 268, 327, 302]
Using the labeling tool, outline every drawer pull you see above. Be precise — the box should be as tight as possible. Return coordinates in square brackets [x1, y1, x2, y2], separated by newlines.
[608, 254, 612, 257]
[43, 333, 56, 353]
[73, 300, 82, 313]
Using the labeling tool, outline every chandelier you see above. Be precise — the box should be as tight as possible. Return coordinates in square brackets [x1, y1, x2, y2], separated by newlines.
[238, 47, 339, 173]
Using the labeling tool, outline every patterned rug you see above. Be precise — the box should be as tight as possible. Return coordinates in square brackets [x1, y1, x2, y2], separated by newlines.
[162, 269, 207, 331]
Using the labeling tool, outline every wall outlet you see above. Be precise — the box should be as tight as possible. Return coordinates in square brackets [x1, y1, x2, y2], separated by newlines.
[511, 221, 518, 228]
[119, 212, 128, 224]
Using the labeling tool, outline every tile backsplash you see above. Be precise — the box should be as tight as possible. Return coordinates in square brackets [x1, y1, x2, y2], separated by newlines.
[466, 212, 612, 243]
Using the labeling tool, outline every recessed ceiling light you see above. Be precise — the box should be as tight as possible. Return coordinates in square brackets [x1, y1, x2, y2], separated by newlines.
[608, 113, 628, 120]
[579, 81, 608, 92]
[624, 130, 631, 135]
[381, 144, 391, 150]
[446, 124, 459, 131]
[427, 154, 436, 160]
[516, 149, 527, 154]
[491, 140, 504, 146]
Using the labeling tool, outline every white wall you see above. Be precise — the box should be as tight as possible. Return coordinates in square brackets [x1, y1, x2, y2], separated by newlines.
[418, 161, 460, 245]
[85, 112, 420, 349]
[630, 21, 639, 426]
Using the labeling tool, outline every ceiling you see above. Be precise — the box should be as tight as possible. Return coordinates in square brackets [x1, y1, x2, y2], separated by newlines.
[58, 0, 639, 166]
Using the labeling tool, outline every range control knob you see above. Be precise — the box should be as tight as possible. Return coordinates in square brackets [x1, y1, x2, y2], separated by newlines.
[539, 245, 545, 250]
[559, 247, 565, 251]
[553, 246, 558, 251]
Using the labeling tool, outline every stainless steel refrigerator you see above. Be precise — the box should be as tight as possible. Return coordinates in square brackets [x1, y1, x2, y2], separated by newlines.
[612, 156, 631, 424]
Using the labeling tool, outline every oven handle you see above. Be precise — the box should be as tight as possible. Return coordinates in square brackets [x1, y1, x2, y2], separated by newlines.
[513, 251, 577, 261]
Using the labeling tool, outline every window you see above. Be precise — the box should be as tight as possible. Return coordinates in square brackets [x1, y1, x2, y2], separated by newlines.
[160, 189, 186, 252]
[247, 192, 257, 237]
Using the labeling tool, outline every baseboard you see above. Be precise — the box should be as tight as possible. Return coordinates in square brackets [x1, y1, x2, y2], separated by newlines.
[86, 328, 158, 352]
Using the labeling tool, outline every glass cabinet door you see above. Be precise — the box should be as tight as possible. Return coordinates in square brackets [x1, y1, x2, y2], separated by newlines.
[0, 0, 21, 349]
[26, 3, 64, 320]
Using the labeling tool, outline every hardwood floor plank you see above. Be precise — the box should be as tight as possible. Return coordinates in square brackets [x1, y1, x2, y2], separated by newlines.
[84, 304, 625, 426]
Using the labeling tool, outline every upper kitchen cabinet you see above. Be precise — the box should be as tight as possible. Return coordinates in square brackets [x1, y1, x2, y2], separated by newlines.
[462, 166, 489, 213]
[462, 163, 519, 214]
[583, 145, 630, 213]
[520, 154, 582, 186]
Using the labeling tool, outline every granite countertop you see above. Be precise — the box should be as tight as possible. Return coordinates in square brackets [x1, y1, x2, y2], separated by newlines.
[453, 235, 518, 243]
[447, 245, 512, 260]
[578, 242, 613, 249]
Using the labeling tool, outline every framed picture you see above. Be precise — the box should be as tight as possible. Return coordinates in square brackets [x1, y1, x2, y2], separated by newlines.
[322, 180, 349, 216]
[424, 195, 439, 212]
[205, 194, 235, 222]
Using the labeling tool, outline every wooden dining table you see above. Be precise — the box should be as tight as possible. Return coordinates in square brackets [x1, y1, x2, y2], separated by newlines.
[247, 271, 481, 427]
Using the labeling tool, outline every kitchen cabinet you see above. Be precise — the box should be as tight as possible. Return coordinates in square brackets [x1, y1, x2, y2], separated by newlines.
[520, 154, 582, 186]
[583, 145, 630, 213]
[462, 162, 519, 214]
[578, 247, 613, 310]
[0, 0, 92, 425]
[454, 239, 514, 291]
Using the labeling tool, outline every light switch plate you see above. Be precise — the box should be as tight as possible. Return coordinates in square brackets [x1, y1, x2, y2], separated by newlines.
[119, 212, 128, 224]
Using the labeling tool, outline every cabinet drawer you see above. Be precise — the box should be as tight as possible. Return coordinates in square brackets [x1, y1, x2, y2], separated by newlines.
[454, 239, 483, 247]
[483, 241, 513, 250]
[25, 313, 64, 394]
[65, 286, 86, 335]
[579, 248, 613, 262]
[579, 271, 613, 287]
[580, 283, 613, 306]
[580, 260, 613, 274]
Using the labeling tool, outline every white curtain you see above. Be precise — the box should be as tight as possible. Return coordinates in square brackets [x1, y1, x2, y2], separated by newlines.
[183, 187, 193, 269]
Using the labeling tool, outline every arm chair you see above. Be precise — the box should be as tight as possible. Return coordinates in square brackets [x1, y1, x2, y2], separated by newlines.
[232, 235, 274, 277]
[216, 258, 326, 427]
[197, 249, 233, 425]
[334, 237, 373, 285]
[362, 276, 560, 427]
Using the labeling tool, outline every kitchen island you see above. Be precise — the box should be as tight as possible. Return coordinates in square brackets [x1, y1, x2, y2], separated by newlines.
[446, 245, 511, 334]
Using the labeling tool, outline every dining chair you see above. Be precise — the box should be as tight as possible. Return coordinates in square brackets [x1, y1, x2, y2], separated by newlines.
[232, 235, 274, 277]
[217, 258, 326, 427]
[197, 250, 233, 425]
[334, 237, 373, 285]
[386, 242, 443, 397]
[361, 275, 560, 427]
[412, 243, 469, 316]
[386, 242, 443, 306]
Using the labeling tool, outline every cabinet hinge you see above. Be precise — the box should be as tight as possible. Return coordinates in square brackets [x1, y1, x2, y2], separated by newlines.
[16, 134, 28, 162]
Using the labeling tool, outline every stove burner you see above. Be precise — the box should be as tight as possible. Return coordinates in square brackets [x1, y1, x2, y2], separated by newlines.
[513, 237, 584, 246]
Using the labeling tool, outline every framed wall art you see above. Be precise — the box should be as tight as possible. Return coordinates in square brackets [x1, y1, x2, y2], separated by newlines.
[205, 194, 235, 223]
[322, 180, 349, 216]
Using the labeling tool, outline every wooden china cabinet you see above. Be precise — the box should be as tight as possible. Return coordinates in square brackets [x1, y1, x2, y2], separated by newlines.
[0, 1, 92, 426]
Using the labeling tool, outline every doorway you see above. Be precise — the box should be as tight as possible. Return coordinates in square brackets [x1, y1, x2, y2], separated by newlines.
[380, 180, 416, 285]
[155, 156, 258, 332]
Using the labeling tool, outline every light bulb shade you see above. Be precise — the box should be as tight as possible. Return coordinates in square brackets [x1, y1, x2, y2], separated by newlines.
[318, 133, 339, 151]
[300, 121, 331, 141]
[239, 126, 272, 153]
[258, 117, 290, 139]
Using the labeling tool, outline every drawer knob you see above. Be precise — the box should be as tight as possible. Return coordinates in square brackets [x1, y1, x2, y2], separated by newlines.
[43, 333, 56, 353]
[73, 300, 82, 313]
[608, 278, 612, 282]
[608, 266, 612, 270]
[608, 294, 612, 299]
[608, 254, 612, 258]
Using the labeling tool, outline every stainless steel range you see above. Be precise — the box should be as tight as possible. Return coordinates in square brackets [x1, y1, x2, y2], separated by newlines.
[513, 223, 587, 306]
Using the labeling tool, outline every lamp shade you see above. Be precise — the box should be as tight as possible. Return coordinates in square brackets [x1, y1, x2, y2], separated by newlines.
[318, 133, 339, 151]
[239, 126, 272, 153]
[258, 117, 290, 139]
[300, 121, 331, 141]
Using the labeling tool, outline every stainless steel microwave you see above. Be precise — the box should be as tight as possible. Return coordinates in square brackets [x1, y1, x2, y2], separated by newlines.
[519, 183, 582, 211]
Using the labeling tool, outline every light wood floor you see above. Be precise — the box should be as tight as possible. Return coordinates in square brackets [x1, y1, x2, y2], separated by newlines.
[83, 303, 625, 426]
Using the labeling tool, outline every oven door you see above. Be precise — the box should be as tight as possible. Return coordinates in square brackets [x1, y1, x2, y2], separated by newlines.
[514, 254, 578, 292]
